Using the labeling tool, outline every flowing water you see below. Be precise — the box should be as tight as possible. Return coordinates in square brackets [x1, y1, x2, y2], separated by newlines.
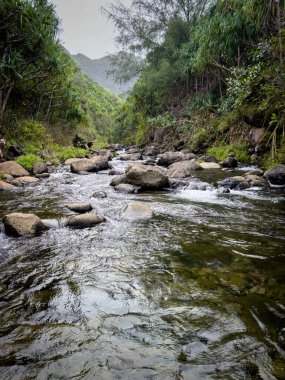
[0, 155, 285, 380]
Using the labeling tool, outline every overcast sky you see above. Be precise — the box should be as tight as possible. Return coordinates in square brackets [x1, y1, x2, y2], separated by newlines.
[52, 0, 132, 59]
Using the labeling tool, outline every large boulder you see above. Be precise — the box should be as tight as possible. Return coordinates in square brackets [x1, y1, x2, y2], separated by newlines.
[125, 162, 169, 189]
[0, 181, 17, 191]
[70, 156, 109, 173]
[157, 151, 186, 167]
[66, 202, 93, 213]
[64, 158, 84, 165]
[0, 161, 29, 177]
[167, 160, 202, 178]
[264, 165, 285, 186]
[33, 162, 48, 175]
[2, 213, 49, 236]
[123, 203, 153, 220]
[218, 176, 250, 190]
[66, 213, 106, 228]
[11, 176, 39, 186]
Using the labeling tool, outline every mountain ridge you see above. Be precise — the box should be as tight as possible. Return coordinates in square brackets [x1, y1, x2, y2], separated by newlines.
[71, 53, 135, 95]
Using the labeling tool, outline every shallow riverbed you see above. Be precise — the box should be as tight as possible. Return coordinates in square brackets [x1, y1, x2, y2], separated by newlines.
[0, 156, 285, 379]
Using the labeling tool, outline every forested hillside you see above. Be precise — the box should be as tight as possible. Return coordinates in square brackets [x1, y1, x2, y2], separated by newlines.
[0, 0, 120, 163]
[106, 0, 285, 167]
[72, 54, 136, 95]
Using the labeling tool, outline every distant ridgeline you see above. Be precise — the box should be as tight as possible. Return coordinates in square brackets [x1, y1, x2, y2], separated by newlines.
[72, 53, 135, 95]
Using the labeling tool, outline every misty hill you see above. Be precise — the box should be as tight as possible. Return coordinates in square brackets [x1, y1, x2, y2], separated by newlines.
[72, 54, 135, 95]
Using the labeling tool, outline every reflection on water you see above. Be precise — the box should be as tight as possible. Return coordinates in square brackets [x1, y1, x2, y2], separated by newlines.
[0, 159, 285, 379]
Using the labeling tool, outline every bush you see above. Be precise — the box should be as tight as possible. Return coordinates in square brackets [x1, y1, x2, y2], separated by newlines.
[16, 154, 43, 171]
[54, 146, 88, 162]
[207, 143, 250, 163]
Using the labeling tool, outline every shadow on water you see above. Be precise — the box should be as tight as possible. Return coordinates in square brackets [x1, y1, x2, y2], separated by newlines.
[0, 160, 285, 379]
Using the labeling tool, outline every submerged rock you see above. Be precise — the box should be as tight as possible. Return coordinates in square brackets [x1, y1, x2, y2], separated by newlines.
[92, 191, 107, 198]
[66, 213, 106, 228]
[109, 169, 124, 176]
[115, 184, 136, 193]
[2, 212, 49, 236]
[126, 162, 168, 189]
[123, 203, 153, 220]
[264, 165, 285, 186]
[0, 161, 29, 177]
[66, 202, 93, 213]
[218, 176, 250, 190]
[167, 160, 202, 178]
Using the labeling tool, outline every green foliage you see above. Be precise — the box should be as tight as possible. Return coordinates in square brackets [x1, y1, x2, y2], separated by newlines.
[0, 174, 5, 180]
[146, 113, 177, 129]
[54, 147, 88, 163]
[16, 154, 43, 171]
[207, 144, 250, 163]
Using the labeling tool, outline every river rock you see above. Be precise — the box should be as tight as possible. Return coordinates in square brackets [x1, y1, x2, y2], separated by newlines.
[167, 160, 202, 178]
[92, 191, 107, 198]
[109, 169, 124, 176]
[110, 174, 129, 186]
[64, 158, 84, 165]
[245, 169, 263, 176]
[220, 156, 238, 168]
[66, 202, 93, 213]
[126, 162, 168, 189]
[218, 176, 250, 190]
[199, 162, 221, 169]
[200, 155, 217, 163]
[115, 184, 136, 193]
[11, 176, 39, 186]
[0, 181, 17, 191]
[188, 181, 214, 190]
[123, 203, 153, 220]
[33, 162, 48, 175]
[36, 173, 50, 179]
[2, 212, 49, 236]
[144, 146, 158, 156]
[244, 174, 267, 187]
[157, 151, 186, 167]
[120, 153, 142, 161]
[128, 148, 141, 154]
[66, 213, 106, 228]
[264, 165, 285, 186]
[70, 156, 109, 173]
[0, 161, 29, 177]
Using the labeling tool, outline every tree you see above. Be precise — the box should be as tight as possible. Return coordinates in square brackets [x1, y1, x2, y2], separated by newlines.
[0, 0, 60, 129]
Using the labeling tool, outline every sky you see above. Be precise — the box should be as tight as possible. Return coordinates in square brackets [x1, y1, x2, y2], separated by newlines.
[52, 0, 132, 59]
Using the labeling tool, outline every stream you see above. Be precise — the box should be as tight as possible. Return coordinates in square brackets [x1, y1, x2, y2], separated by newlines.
[0, 153, 285, 379]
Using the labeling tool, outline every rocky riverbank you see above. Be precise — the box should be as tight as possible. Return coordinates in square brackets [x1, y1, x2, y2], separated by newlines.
[0, 145, 284, 237]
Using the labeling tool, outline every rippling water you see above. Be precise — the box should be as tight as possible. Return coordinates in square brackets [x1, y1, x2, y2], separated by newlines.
[0, 156, 285, 379]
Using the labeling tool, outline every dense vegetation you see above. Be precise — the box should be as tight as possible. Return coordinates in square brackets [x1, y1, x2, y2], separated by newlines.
[106, 0, 285, 167]
[0, 0, 120, 159]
